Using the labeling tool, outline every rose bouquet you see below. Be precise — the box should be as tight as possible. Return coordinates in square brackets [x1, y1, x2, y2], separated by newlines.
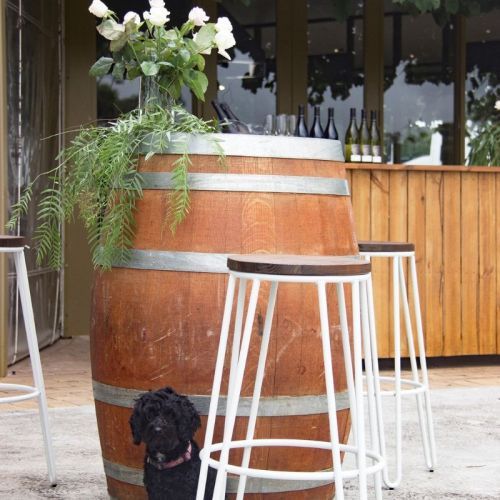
[88, 0, 235, 103]
[7, 1, 235, 269]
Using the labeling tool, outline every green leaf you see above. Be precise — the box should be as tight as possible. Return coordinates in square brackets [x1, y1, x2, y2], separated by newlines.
[110, 34, 128, 52]
[89, 57, 114, 77]
[193, 24, 216, 53]
[140, 61, 160, 76]
[112, 61, 125, 80]
[125, 63, 141, 79]
[193, 54, 205, 72]
[97, 19, 126, 41]
[184, 69, 208, 101]
[179, 48, 191, 63]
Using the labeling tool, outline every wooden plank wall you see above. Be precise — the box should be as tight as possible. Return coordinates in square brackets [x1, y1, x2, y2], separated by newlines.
[346, 164, 500, 358]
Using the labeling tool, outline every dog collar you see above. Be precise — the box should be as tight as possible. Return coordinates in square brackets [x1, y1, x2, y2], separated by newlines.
[148, 442, 193, 470]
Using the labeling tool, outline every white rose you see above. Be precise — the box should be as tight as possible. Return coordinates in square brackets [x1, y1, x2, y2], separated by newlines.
[144, 6, 170, 26]
[189, 7, 209, 26]
[149, 0, 165, 7]
[215, 30, 236, 60]
[89, 0, 109, 18]
[495, 100, 500, 111]
[124, 11, 141, 25]
[215, 17, 233, 33]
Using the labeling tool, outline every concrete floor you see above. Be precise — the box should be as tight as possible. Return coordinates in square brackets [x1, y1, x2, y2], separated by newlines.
[1, 338, 499, 498]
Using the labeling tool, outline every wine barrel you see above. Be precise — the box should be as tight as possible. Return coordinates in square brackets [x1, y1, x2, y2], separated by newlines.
[91, 134, 357, 499]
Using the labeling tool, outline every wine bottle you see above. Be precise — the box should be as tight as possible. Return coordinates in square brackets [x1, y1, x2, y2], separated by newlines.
[359, 109, 372, 162]
[211, 100, 239, 134]
[344, 108, 360, 162]
[370, 110, 382, 163]
[220, 102, 250, 134]
[309, 105, 324, 138]
[323, 107, 339, 140]
[294, 105, 309, 137]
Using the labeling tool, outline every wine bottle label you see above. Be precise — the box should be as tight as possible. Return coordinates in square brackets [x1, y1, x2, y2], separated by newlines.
[350, 154, 361, 162]
[372, 155, 383, 163]
[361, 144, 371, 156]
[351, 144, 361, 155]
[361, 155, 373, 162]
[372, 145, 381, 156]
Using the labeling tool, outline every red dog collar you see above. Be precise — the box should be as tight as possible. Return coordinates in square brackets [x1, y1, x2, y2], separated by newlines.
[148, 442, 193, 470]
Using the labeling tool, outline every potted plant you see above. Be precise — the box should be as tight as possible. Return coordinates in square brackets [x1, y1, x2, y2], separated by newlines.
[7, 0, 235, 269]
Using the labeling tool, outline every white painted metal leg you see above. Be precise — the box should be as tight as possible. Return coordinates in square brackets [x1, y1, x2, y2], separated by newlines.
[336, 282, 358, 447]
[410, 255, 437, 469]
[197, 274, 237, 500]
[388, 255, 403, 488]
[236, 281, 279, 499]
[317, 281, 345, 500]
[360, 279, 383, 499]
[366, 266, 387, 487]
[225, 278, 248, 438]
[14, 251, 57, 486]
[398, 258, 432, 469]
[352, 281, 368, 499]
[213, 279, 261, 499]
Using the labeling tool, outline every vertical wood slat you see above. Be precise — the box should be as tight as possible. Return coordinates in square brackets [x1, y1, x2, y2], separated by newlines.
[389, 170, 408, 356]
[370, 171, 390, 357]
[443, 173, 462, 355]
[424, 172, 444, 356]
[461, 173, 479, 355]
[478, 174, 496, 354]
[407, 171, 427, 357]
[348, 165, 498, 358]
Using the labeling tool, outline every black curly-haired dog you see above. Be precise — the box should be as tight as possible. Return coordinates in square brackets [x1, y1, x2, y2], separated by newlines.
[130, 386, 216, 500]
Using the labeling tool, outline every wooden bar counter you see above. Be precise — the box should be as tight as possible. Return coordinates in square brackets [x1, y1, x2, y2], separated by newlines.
[346, 162, 500, 358]
[91, 134, 357, 500]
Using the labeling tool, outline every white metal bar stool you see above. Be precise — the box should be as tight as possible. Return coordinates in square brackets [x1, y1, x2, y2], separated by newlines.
[0, 235, 57, 486]
[196, 254, 384, 500]
[359, 241, 436, 489]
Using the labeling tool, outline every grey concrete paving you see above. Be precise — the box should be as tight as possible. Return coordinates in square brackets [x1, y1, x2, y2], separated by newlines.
[0, 386, 499, 499]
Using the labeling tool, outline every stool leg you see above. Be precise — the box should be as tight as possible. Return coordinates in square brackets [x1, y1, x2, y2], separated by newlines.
[225, 278, 248, 438]
[398, 258, 432, 470]
[197, 274, 237, 500]
[360, 279, 383, 499]
[213, 279, 261, 499]
[410, 255, 437, 469]
[13, 251, 57, 486]
[237, 281, 278, 499]
[352, 281, 368, 499]
[388, 255, 403, 488]
[336, 283, 358, 447]
[366, 265, 387, 486]
[317, 281, 345, 500]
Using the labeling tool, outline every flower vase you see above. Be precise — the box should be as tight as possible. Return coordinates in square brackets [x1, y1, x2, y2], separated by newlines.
[139, 76, 175, 111]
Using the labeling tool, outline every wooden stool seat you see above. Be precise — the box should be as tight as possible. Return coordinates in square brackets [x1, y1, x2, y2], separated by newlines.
[358, 241, 415, 253]
[227, 254, 371, 276]
[0, 235, 25, 247]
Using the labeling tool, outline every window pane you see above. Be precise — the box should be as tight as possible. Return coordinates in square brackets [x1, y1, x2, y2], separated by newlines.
[383, 3, 455, 165]
[465, 8, 500, 164]
[307, 1, 364, 138]
[217, 0, 276, 129]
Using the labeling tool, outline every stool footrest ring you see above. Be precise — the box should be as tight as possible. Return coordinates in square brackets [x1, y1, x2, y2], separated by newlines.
[369, 376, 428, 396]
[200, 439, 384, 481]
[0, 383, 41, 404]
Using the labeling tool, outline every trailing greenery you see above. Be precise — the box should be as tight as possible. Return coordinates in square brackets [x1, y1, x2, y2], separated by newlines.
[467, 122, 500, 167]
[6, 106, 223, 269]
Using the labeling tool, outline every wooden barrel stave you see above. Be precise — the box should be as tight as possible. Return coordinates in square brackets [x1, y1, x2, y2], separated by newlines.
[91, 154, 357, 498]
